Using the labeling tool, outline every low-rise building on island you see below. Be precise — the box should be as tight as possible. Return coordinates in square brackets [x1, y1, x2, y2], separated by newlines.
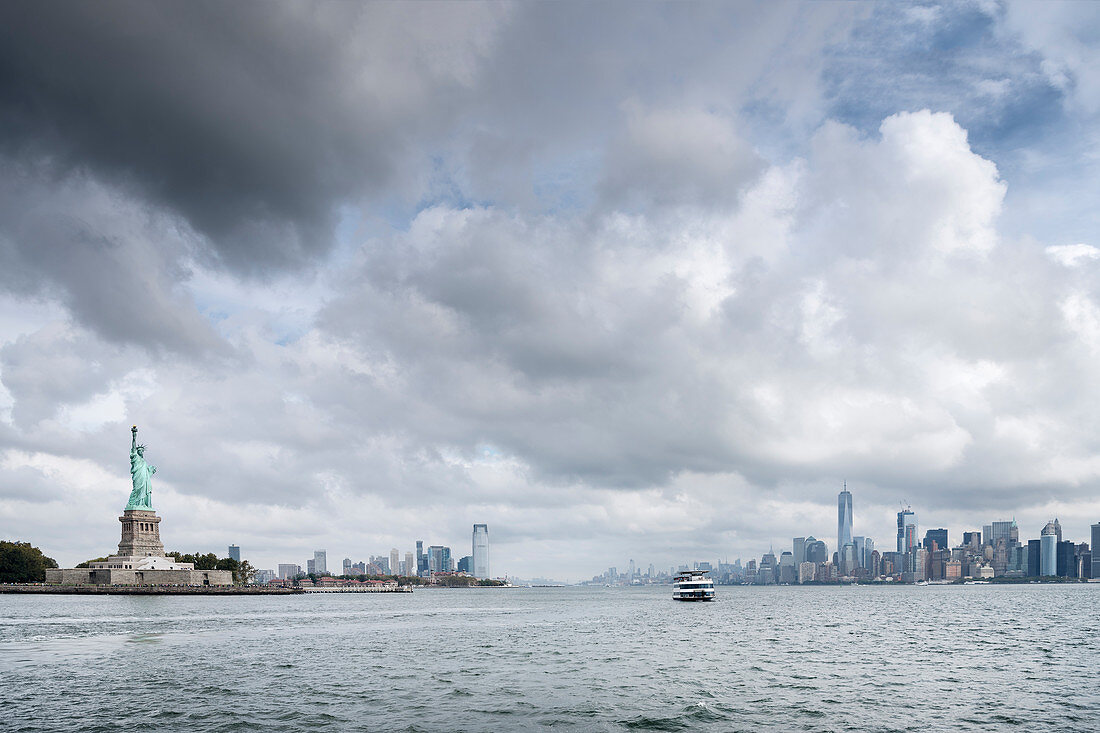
[45, 426, 232, 587]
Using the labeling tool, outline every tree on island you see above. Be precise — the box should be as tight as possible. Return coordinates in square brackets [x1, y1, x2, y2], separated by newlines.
[75, 556, 109, 568]
[232, 560, 255, 585]
[0, 541, 58, 583]
[167, 552, 255, 584]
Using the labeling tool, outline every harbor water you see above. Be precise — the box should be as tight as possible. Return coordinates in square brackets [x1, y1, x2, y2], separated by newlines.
[2, 584, 1098, 731]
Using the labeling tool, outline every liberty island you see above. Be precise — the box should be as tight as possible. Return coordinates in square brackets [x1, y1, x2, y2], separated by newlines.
[44, 427, 234, 587]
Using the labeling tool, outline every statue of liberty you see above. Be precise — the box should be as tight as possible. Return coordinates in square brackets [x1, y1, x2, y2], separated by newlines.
[126, 425, 156, 510]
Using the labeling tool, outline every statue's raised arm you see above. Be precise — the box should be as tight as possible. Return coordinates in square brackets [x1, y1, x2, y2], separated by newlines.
[125, 425, 155, 511]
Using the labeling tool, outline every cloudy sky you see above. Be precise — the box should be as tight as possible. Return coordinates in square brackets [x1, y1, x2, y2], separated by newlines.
[2, 1, 1100, 581]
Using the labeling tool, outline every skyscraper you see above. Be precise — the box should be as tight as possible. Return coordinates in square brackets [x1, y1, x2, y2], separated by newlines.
[923, 529, 948, 552]
[838, 487, 853, 552]
[427, 546, 442, 573]
[313, 550, 327, 575]
[853, 536, 873, 570]
[897, 509, 917, 553]
[416, 540, 427, 575]
[472, 524, 490, 578]
[793, 537, 807, 566]
[405, 551, 415, 578]
[277, 563, 299, 579]
[804, 537, 828, 565]
[991, 520, 1017, 546]
[228, 545, 240, 562]
[390, 548, 399, 577]
[1057, 540, 1076, 578]
[1040, 522, 1057, 576]
[1027, 539, 1041, 577]
[1092, 524, 1100, 579]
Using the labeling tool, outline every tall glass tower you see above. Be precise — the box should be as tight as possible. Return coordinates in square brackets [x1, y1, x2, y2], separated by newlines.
[896, 510, 917, 553]
[1092, 523, 1100, 579]
[838, 487, 853, 552]
[472, 524, 490, 579]
[1040, 521, 1058, 576]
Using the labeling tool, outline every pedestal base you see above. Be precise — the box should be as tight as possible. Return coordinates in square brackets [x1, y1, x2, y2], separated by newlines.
[117, 509, 165, 557]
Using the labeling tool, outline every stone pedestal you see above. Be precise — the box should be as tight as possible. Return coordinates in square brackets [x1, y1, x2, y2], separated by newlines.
[117, 509, 165, 557]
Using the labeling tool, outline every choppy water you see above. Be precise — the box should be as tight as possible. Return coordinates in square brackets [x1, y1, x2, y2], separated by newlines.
[2, 584, 1098, 731]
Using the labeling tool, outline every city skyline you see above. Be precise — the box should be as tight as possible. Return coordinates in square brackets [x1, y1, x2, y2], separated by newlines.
[14, 464, 1100, 583]
[6, 4, 1100, 581]
[586, 489, 1096, 585]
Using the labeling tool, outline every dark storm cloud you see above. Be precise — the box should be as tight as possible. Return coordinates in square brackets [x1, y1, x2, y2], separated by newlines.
[0, 164, 224, 353]
[0, 1, 497, 273]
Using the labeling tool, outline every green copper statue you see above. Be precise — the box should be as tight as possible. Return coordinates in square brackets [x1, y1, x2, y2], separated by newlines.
[126, 425, 156, 510]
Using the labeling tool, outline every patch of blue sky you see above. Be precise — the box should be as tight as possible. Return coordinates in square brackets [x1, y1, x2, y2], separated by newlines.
[404, 153, 497, 218]
[821, 1, 1065, 163]
[528, 150, 600, 217]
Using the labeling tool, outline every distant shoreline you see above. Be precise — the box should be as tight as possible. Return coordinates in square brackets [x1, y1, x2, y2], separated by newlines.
[0, 584, 303, 595]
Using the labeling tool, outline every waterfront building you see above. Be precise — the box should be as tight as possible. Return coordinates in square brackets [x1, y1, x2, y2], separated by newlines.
[793, 537, 806, 566]
[923, 529, 948, 552]
[838, 487, 853, 552]
[1057, 540, 1077, 578]
[945, 560, 962, 580]
[853, 536, 873, 570]
[428, 545, 452, 573]
[804, 537, 828, 565]
[929, 549, 950, 580]
[912, 547, 927, 581]
[839, 543, 857, 576]
[779, 552, 796, 584]
[1040, 522, 1058, 576]
[798, 561, 815, 584]
[416, 540, 427, 575]
[991, 520, 1018, 546]
[228, 545, 240, 563]
[277, 563, 299, 580]
[390, 548, 399, 577]
[1093, 524, 1100, 579]
[473, 524, 490, 578]
[897, 509, 918, 553]
[759, 551, 778, 585]
[313, 550, 327, 575]
[405, 552, 415, 578]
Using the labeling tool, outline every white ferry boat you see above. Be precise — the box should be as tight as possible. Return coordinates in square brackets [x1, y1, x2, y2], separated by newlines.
[672, 569, 715, 601]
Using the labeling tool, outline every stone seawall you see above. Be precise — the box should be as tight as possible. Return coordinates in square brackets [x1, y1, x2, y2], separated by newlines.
[0, 584, 303, 595]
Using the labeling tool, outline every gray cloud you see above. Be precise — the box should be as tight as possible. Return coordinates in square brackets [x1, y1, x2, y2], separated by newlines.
[0, 1, 504, 272]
